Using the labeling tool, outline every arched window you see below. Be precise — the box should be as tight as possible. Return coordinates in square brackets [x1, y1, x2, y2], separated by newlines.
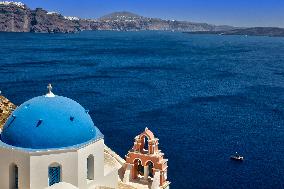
[9, 163, 18, 189]
[48, 163, 61, 186]
[87, 155, 94, 180]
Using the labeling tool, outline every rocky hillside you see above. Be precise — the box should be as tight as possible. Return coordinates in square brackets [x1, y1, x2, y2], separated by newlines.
[92, 11, 234, 32]
[0, 2, 235, 33]
[0, 95, 16, 129]
[72, 11, 235, 32]
[2, 2, 283, 36]
[0, 2, 80, 33]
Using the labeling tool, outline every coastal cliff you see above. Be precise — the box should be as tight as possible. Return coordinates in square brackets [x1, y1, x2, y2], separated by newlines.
[0, 2, 79, 33]
[92, 11, 233, 32]
[1, 2, 283, 36]
[0, 2, 234, 33]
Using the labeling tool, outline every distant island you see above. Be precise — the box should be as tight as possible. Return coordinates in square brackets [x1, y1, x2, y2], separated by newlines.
[0, 1, 284, 37]
[185, 27, 284, 37]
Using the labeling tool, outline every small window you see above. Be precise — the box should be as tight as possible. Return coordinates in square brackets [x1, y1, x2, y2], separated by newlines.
[9, 164, 18, 189]
[15, 166, 18, 189]
[48, 165, 61, 186]
[87, 155, 94, 180]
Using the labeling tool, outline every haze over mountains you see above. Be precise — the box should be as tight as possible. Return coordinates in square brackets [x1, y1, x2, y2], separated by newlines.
[0, 1, 283, 37]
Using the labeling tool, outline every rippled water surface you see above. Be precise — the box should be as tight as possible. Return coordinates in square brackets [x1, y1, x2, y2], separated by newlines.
[0, 31, 284, 189]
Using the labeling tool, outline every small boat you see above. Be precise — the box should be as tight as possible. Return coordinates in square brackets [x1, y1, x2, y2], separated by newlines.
[230, 152, 244, 161]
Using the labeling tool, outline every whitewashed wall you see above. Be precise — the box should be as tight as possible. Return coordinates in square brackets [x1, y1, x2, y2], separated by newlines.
[30, 149, 78, 189]
[0, 147, 30, 189]
[0, 138, 118, 189]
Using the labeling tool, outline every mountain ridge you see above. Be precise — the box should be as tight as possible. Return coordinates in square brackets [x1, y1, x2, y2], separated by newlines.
[0, 2, 283, 37]
[0, 2, 236, 33]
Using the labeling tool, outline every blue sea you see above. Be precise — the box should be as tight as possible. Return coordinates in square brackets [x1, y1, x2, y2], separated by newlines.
[0, 31, 283, 189]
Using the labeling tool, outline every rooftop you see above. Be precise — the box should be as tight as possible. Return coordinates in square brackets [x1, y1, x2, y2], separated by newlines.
[1, 85, 103, 150]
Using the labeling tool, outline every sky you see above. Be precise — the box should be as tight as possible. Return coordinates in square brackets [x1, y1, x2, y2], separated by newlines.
[21, 0, 284, 27]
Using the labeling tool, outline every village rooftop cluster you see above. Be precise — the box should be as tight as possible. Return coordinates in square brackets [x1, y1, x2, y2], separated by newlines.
[0, 1, 25, 8]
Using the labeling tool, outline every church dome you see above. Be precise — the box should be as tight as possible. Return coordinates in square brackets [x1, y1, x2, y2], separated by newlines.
[0, 86, 103, 149]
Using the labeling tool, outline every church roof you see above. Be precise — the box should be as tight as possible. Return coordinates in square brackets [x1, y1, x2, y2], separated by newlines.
[0, 89, 103, 150]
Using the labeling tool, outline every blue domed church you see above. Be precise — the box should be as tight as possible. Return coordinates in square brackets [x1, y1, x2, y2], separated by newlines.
[0, 84, 118, 189]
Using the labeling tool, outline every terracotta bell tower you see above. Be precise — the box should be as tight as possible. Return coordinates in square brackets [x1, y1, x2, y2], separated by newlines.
[123, 128, 170, 189]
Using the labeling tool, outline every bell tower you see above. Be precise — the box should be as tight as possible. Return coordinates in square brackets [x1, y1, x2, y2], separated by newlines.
[123, 128, 170, 189]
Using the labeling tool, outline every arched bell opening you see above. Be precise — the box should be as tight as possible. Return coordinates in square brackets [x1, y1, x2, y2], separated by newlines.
[146, 161, 154, 178]
[140, 135, 150, 153]
[133, 159, 143, 179]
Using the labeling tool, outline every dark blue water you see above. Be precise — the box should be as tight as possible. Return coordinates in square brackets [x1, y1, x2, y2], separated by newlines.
[0, 31, 284, 189]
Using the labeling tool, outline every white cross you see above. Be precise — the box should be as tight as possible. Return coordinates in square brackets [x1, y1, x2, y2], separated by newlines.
[45, 83, 55, 97]
[47, 84, 52, 94]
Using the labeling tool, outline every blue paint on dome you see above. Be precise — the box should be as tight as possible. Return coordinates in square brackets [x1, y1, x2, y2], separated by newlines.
[1, 95, 103, 149]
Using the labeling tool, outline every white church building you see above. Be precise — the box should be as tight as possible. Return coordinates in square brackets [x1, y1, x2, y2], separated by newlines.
[0, 85, 118, 189]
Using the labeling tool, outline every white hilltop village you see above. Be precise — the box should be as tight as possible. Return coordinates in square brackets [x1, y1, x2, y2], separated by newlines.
[0, 1, 80, 21]
[64, 16, 80, 21]
[0, 85, 170, 189]
[0, 1, 25, 8]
